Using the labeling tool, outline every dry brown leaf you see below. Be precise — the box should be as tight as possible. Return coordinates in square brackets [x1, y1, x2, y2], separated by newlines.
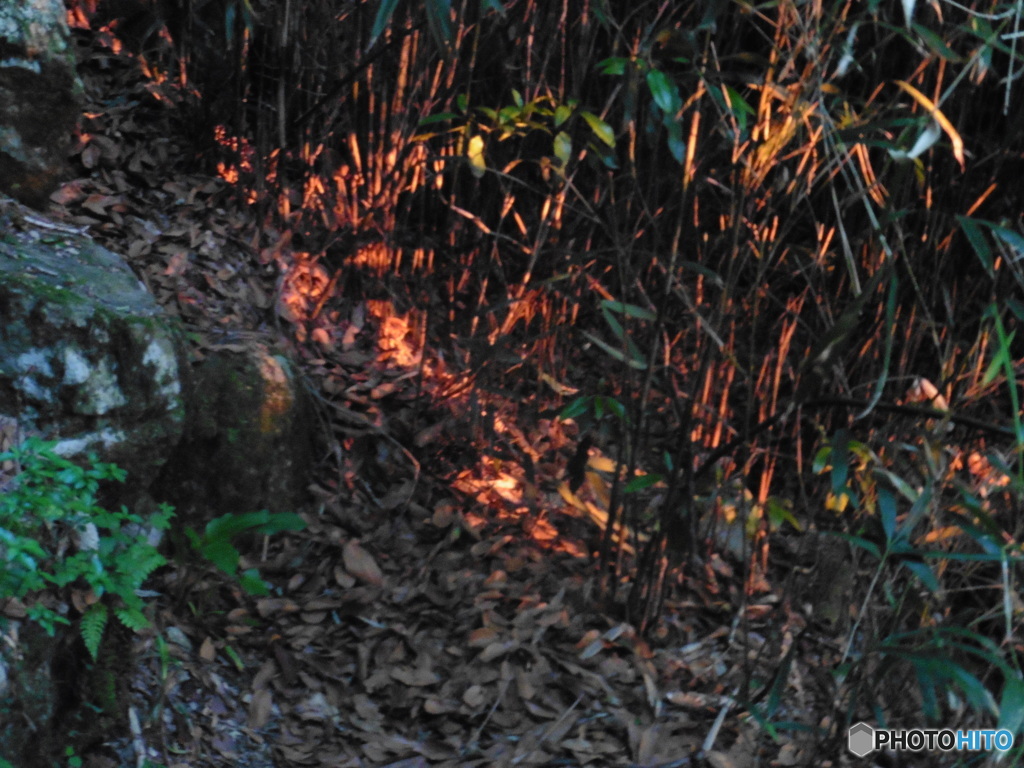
[247, 688, 273, 729]
[199, 636, 216, 662]
[468, 627, 499, 647]
[462, 684, 486, 707]
[479, 639, 519, 662]
[343, 539, 384, 586]
[391, 665, 442, 687]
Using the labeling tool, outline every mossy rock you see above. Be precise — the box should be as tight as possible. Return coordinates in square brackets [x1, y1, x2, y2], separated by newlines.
[157, 341, 313, 520]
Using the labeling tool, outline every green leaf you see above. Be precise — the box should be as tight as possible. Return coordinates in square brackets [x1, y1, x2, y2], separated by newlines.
[958, 215, 994, 275]
[240, 568, 270, 596]
[912, 22, 961, 62]
[259, 512, 305, 535]
[224, 644, 245, 671]
[424, 0, 453, 46]
[840, 533, 881, 559]
[583, 331, 647, 369]
[593, 396, 626, 421]
[600, 300, 657, 321]
[115, 605, 150, 632]
[723, 85, 755, 117]
[811, 444, 831, 474]
[205, 511, 270, 540]
[80, 603, 108, 661]
[991, 224, 1024, 257]
[554, 105, 572, 127]
[624, 473, 662, 493]
[601, 305, 626, 340]
[646, 68, 682, 115]
[902, 558, 940, 593]
[665, 118, 684, 162]
[199, 537, 242, 576]
[418, 112, 460, 126]
[589, 140, 619, 169]
[581, 111, 615, 147]
[877, 486, 898, 542]
[369, 0, 403, 47]
[828, 430, 851, 498]
[998, 675, 1024, 736]
[560, 396, 592, 420]
[554, 131, 572, 165]
[766, 497, 801, 532]
[597, 57, 629, 75]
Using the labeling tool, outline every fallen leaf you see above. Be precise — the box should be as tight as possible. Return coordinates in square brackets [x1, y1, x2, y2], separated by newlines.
[343, 539, 384, 585]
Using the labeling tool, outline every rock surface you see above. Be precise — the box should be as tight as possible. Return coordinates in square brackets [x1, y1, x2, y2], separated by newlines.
[0, 0, 84, 206]
[0, 197, 187, 490]
[157, 338, 314, 520]
[0, 621, 63, 768]
[0, 198, 312, 764]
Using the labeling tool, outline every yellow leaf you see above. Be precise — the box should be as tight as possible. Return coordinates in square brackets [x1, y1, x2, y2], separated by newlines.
[468, 134, 486, 178]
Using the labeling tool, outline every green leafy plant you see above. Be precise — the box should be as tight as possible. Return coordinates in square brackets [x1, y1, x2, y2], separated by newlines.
[813, 428, 1024, 737]
[0, 438, 173, 660]
[186, 510, 305, 596]
[418, 90, 617, 179]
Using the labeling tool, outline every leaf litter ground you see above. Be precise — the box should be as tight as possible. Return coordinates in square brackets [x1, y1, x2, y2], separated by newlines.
[40, 26, 875, 768]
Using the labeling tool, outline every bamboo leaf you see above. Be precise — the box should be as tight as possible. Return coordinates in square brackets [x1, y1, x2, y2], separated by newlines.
[991, 224, 1024, 257]
[369, 0, 403, 47]
[600, 300, 657, 321]
[625, 473, 662, 493]
[560, 396, 591, 419]
[598, 57, 629, 75]
[601, 306, 626, 340]
[581, 111, 615, 147]
[894, 80, 965, 169]
[957, 215, 994, 275]
[424, 0, 453, 46]
[912, 23, 961, 62]
[646, 68, 682, 115]
[878, 485, 898, 542]
[665, 118, 684, 162]
[554, 131, 572, 164]
[998, 675, 1024, 737]
[583, 331, 647, 369]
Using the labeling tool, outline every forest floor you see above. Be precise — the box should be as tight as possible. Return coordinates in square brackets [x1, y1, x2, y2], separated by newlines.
[42, 24, 879, 768]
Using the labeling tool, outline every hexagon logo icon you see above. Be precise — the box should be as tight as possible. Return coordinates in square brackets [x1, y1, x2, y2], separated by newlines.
[848, 722, 875, 757]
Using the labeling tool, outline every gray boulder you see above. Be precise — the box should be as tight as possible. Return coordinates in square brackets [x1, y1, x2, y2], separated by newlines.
[0, 197, 187, 489]
[0, 198, 311, 764]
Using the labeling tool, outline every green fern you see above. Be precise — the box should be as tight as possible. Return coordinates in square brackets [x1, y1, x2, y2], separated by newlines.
[80, 603, 108, 661]
[124, 546, 167, 583]
[0, 439, 175, 656]
[114, 605, 149, 633]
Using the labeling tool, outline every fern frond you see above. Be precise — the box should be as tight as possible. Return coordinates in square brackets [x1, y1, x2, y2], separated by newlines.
[130, 548, 166, 582]
[114, 605, 150, 632]
[80, 603, 108, 660]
